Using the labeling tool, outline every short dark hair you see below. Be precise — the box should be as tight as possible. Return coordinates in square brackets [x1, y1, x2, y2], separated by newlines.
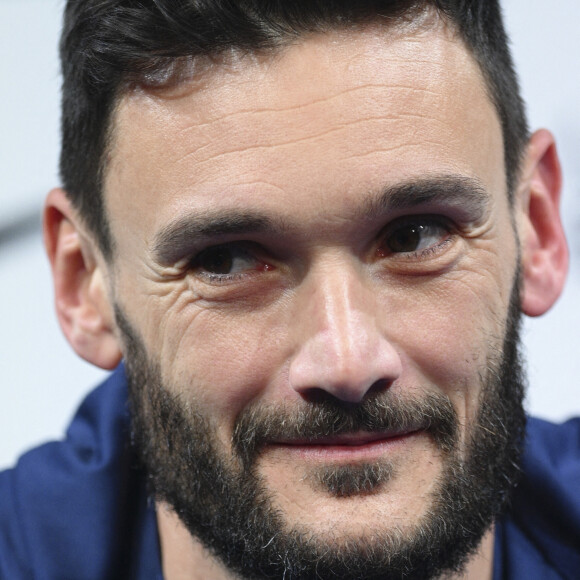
[59, 0, 528, 259]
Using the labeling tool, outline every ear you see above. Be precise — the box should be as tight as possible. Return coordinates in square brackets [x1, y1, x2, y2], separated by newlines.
[43, 188, 122, 369]
[518, 129, 568, 317]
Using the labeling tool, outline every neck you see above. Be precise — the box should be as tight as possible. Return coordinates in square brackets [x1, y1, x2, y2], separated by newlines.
[157, 502, 495, 580]
[157, 503, 238, 580]
[442, 527, 495, 580]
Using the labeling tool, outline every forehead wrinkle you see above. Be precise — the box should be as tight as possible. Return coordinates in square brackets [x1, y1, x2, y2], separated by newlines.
[174, 104, 444, 171]
[361, 175, 492, 222]
[175, 115, 378, 168]
[167, 79, 463, 172]
[177, 82, 441, 136]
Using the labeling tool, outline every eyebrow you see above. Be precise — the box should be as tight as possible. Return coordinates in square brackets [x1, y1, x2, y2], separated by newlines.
[152, 212, 289, 264]
[152, 174, 492, 264]
[361, 175, 492, 222]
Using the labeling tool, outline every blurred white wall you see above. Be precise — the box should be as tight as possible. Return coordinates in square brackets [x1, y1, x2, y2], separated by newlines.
[1, 0, 579, 469]
[0, 0, 109, 470]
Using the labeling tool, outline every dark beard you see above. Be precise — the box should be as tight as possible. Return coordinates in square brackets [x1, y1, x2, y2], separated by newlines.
[118, 282, 526, 580]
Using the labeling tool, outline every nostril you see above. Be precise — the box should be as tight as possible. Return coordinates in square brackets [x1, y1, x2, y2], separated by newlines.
[298, 386, 338, 405]
[296, 379, 392, 406]
[367, 378, 391, 397]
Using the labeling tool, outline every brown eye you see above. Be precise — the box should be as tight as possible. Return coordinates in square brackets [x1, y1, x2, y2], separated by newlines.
[381, 219, 450, 255]
[193, 243, 266, 277]
[198, 246, 235, 274]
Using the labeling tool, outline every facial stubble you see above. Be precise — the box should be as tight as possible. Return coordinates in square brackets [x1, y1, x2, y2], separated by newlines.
[118, 279, 525, 580]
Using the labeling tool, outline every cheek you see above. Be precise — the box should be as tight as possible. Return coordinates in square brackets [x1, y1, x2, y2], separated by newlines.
[156, 299, 294, 430]
[382, 270, 511, 422]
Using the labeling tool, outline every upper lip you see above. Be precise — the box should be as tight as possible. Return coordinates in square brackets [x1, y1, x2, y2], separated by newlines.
[271, 428, 422, 447]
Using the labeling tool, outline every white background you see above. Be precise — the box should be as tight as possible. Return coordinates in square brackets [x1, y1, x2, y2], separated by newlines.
[1, 0, 579, 469]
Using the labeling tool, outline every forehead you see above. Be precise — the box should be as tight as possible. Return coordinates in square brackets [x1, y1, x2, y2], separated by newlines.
[104, 22, 505, 247]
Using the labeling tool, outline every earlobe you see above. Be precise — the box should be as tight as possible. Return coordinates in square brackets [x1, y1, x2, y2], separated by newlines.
[44, 188, 122, 369]
[518, 130, 569, 317]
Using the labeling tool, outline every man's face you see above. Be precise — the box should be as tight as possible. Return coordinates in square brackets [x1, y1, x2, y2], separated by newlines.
[104, 21, 523, 578]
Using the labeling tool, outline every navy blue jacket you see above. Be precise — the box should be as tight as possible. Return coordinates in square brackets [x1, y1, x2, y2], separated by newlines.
[1, 367, 579, 579]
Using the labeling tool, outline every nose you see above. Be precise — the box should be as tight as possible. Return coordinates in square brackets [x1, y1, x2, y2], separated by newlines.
[288, 260, 402, 403]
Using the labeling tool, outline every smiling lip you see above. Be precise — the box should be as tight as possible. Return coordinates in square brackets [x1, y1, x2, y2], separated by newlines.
[269, 429, 423, 461]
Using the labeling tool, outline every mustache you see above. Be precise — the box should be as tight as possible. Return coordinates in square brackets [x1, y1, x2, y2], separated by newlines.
[232, 390, 459, 467]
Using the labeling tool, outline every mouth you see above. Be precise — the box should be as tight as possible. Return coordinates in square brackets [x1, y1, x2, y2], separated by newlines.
[268, 429, 424, 462]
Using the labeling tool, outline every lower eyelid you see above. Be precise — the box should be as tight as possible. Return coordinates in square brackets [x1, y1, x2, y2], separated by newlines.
[198, 270, 253, 284]
[416, 235, 453, 256]
[380, 233, 455, 265]
[194, 263, 274, 286]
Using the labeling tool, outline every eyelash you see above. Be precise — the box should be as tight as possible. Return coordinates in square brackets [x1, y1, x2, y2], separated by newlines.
[188, 242, 272, 285]
[199, 270, 259, 284]
[405, 236, 454, 261]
